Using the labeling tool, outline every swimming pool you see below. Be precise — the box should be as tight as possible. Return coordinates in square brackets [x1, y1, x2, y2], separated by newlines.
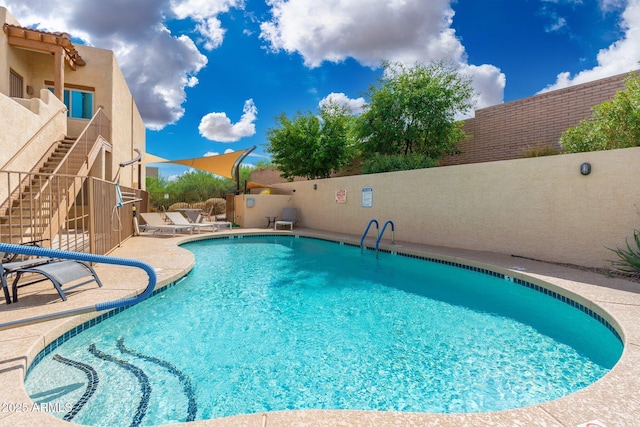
[24, 235, 623, 426]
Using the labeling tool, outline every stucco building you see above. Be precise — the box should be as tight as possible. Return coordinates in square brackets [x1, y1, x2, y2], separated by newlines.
[0, 7, 146, 252]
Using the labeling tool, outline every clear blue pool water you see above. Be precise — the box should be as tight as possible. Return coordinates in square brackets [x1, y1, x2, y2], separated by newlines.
[25, 236, 623, 426]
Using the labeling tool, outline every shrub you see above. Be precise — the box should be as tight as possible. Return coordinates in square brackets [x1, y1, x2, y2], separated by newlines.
[362, 153, 439, 174]
[523, 145, 562, 158]
[205, 198, 226, 215]
[168, 202, 190, 211]
[608, 229, 640, 273]
[561, 72, 640, 153]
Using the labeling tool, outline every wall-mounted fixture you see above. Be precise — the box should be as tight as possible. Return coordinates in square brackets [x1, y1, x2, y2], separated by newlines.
[26, 85, 34, 95]
[313, 184, 317, 190]
[580, 162, 591, 176]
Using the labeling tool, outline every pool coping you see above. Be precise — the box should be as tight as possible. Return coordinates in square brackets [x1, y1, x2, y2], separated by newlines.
[1, 227, 639, 426]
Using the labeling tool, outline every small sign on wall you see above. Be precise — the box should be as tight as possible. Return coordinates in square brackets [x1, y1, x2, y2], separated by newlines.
[362, 187, 373, 207]
[335, 189, 347, 204]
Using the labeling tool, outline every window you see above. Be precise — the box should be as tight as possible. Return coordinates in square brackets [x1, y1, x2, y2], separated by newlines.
[10, 69, 23, 98]
[48, 86, 94, 119]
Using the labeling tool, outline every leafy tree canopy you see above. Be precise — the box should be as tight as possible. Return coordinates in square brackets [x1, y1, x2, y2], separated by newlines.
[266, 101, 355, 180]
[355, 60, 475, 171]
[560, 72, 640, 153]
[146, 165, 254, 208]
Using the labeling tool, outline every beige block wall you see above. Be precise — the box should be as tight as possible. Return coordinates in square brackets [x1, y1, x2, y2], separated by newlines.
[234, 194, 296, 228]
[251, 147, 640, 268]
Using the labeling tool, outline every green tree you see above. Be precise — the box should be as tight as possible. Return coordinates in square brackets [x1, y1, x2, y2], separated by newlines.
[561, 72, 640, 153]
[355, 61, 474, 172]
[171, 169, 224, 200]
[266, 101, 355, 180]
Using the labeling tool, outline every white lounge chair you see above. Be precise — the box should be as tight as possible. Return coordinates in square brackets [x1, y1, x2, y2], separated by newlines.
[140, 212, 193, 237]
[165, 212, 215, 233]
[274, 208, 297, 230]
[166, 212, 232, 232]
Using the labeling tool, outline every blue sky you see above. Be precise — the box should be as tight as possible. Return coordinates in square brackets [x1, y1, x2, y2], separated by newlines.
[2, 0, 639, 179]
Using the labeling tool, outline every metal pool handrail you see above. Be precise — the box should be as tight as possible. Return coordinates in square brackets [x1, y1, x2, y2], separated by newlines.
[0, 243, 156, 331]
[375, 220, 395, 257]
[360, 219, 379, 251]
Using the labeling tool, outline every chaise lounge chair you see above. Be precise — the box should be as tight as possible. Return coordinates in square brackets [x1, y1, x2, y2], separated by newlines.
[1, 257, 103, 304]
[274, 208, 298, 230]
[165, 212, 214, 233]
[140, 212, 193, 237]
[165, 212, 232, 232]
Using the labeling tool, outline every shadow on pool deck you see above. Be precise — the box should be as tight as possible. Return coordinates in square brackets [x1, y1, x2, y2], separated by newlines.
[1, 227, 639, 427]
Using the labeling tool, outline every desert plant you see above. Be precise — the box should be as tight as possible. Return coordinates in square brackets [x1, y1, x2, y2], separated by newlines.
[205, 198, 227, 215]
[168, 202, 191, 211]
[608, 229, 640, 273]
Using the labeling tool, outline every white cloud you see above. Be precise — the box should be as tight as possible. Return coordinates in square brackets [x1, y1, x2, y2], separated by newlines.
[117, 34, 208, 130]
[540, 0, 640, 93]
[319, 92, 366, 115]
[0, 0, 243, 130]
[198, 99, 258, 142]
[260, 0, 505, 114]
[460, 64, 506, 112]
[261, 0, 456, 67]
[171, 0, 245, 49]
[545, 15, 567, 32]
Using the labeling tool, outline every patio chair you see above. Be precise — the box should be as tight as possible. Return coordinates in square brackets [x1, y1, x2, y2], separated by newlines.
[1, 239, 53, 303]
[140, 212, 193, 237]
[2, 257, 103, 303]
[274, 208, 298, 230]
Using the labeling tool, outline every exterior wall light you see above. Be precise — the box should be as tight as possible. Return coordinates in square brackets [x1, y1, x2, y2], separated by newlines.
[313, 184, 317, 190]
[580, 162, 591, 176]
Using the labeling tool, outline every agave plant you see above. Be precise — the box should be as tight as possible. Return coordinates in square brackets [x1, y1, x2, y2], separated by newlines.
[609, 229, 640, 273]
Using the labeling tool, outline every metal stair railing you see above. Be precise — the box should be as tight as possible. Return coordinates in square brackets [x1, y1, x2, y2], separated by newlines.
[0, 108, 111, 243]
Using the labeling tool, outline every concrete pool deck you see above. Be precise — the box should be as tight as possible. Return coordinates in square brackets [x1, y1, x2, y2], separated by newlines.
[1, 227, 639, 427]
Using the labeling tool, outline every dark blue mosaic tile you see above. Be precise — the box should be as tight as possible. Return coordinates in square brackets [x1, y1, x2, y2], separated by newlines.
[89, 343, 150, 427]
[53, 354, 99, 421]
[117, 337, 197, 422]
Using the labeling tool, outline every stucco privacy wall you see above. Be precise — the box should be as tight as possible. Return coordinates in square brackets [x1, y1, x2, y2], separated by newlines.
[235, 194, 296, 228]
[441, 71, 630, 166]
[253, 147, 640, 268]
[0, 89, 67, 170]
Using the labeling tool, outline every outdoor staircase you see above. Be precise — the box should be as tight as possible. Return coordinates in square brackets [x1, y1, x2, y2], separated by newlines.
[0, 136, 99, 244]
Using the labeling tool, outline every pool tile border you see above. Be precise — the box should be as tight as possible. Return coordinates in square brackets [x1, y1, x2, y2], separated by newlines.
[25, 232, 623, 420]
